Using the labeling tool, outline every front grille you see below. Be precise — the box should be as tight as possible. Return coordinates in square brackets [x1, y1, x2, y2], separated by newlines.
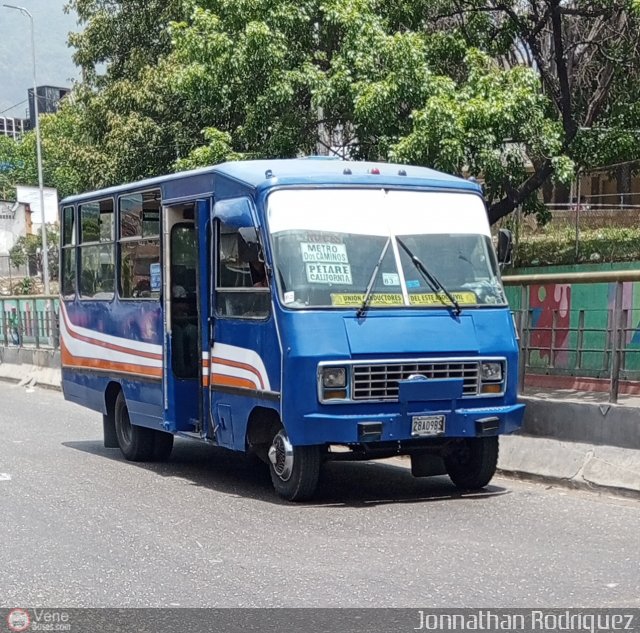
[352, 361, 481, 400]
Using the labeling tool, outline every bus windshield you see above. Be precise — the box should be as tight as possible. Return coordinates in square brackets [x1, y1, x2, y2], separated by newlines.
[267, 188, 506, 309]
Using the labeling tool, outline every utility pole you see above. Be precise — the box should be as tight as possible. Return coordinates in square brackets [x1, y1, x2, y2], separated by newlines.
[3, 4, 50, 295]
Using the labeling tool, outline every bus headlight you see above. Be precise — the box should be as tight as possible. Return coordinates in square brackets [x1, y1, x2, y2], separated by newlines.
[481, 362, 503, 382]
[319, 366, 348, 401]
[322, 367, 346, 388]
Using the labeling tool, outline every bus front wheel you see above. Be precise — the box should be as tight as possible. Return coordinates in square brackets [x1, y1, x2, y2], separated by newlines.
[267, 426, 320, 502]
[114, 392, 155, 462]
[444, 436, 499, 490]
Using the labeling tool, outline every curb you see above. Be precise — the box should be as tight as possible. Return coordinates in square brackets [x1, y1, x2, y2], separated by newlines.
[520, 395, 640, 451]
[498, 434, 640, 496]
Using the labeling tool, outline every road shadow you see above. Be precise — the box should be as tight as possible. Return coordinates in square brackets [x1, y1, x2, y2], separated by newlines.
[62, 438, 509, 508]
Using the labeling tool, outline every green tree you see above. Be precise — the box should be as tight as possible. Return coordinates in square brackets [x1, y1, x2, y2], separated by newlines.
[378, 0, 640, 222]
[9, 226, 60, 282]
[0, 135, 30, 199]
[66, 0, 188, 86]
[44, 0, 640, 225]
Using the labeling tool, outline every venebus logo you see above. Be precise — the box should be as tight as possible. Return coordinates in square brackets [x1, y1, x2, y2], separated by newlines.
[6, 609, 31, 632]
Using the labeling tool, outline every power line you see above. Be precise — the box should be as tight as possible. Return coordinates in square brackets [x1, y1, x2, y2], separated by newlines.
[0, 99, 28, 116]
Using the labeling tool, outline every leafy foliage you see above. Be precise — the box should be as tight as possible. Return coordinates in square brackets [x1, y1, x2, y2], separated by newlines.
[12, 276, 38, 296]
[515, 226, 640, 267]
[6, 0, 640, 227]
[9, 227, 59, 282]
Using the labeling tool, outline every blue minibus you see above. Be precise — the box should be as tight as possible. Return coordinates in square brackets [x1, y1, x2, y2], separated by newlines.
[59, 159, 524, 500]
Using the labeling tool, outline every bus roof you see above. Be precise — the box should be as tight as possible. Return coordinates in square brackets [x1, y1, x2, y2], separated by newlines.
[60, 158, 481, 205]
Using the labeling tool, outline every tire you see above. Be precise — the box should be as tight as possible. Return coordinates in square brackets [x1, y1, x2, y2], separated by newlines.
[114, 392, 155, 461]
[444, 436, 499, 490]
[267, 425, 320, 502]
[152, 431, 174, 462]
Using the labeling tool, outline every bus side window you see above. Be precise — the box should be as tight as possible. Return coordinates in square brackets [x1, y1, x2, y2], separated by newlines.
[78, 199, 115, 300]
[119, 190, 161, 300]
[216, 223, 270, 318]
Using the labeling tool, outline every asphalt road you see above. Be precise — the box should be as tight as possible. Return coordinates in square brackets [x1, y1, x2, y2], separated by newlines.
[0, 381, 638, 608]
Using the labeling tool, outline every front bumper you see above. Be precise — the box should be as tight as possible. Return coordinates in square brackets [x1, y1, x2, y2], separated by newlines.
[299, 403, 525, 445]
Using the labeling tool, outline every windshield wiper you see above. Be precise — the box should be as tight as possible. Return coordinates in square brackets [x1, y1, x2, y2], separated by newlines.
[357, 237, 391, 319]
[395, 237, 461, 316]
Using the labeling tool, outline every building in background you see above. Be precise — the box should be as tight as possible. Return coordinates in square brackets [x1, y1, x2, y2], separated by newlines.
[0, 199, 31, 277]
[0, 116, 29, 140]
[0, 85, 70, 139]
[27, 85, 69, 129]
[542, 160, 640, 209]
[15, 185, 58, 232]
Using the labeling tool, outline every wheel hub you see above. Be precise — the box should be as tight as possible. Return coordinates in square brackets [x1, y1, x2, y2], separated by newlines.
[268, 430, 294, 482]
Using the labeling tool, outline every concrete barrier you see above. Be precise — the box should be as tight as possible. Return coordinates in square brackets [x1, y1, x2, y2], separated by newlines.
[498, 434, 640, 496]
[494, 393, 640, 495]
[520, 394, 640, 450]
[0, 346, 61, 390]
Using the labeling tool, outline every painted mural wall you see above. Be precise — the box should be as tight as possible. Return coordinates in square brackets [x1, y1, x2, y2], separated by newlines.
[504, 262, 640, 379]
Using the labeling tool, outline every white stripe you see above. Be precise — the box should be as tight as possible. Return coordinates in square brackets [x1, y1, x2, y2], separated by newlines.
[60, 318, 162, 368]
[210, 362, 260, 389]
[210, 342, 270, 390]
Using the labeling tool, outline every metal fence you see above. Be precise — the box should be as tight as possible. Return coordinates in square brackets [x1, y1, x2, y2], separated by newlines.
[0, 254, 30, 289]
[497, 204, 640, 267]
[503, 270, 640, 403]
[0, 295, 59, 349]
[2, 271, 640, 404]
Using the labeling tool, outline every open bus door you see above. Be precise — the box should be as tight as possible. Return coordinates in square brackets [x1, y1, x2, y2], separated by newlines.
[162, 200, 204, 434]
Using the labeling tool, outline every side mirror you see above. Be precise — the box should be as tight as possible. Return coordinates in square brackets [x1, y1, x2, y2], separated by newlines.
[497, 228, 513, 267]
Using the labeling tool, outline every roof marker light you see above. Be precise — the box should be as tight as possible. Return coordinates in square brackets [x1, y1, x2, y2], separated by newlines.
[398, 169, 407, 176]
[265, 169, 274, 179]
[343, 168, 352, 175]
[369, 168, 381, 175]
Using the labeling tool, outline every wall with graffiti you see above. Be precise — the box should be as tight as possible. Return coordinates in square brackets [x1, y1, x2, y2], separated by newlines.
[505, 262, 640, 380]
[0, 297, 58, 348]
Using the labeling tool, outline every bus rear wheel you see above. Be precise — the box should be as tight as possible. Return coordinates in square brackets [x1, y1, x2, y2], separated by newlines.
[267, 425, 320, 502]
[114, 392, 155, 462]
[444, 436, 499, 490]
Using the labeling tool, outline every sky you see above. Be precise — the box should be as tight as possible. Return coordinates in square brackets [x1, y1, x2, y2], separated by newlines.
[0, 0, 79, 117]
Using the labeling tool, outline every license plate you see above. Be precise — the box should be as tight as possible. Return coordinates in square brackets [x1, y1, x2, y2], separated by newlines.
[411, 415, 445, 436]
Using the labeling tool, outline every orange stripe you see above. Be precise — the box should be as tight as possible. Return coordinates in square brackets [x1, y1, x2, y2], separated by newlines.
[210, 373, 257, 390]
[61, 339, 162, 378]
[211, 356, 264, 389]
[60, 303, 162, 361]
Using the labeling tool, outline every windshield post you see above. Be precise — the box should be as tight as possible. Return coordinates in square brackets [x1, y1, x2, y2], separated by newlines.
[389, 235, 410, 306]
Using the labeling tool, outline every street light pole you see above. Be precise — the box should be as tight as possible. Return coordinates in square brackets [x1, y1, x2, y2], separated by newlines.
[3, 4, 50, 295]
